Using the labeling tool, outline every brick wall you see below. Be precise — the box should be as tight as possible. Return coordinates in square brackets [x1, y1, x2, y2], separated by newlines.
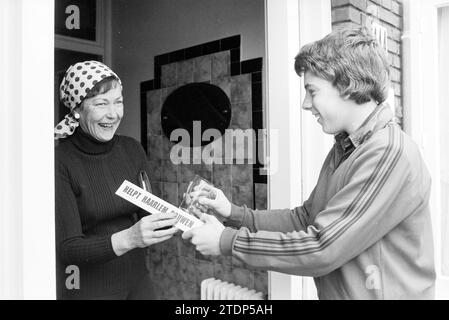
[331, 0, 404, 125]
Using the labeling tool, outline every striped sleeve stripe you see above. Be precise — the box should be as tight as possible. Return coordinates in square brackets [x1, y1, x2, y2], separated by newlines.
[240, 125, 401, 247]
[239, 132, 393, 247]
[235, 125, 402, 253]
[234, 125, 403, 256]
[235, 131, 401, 256]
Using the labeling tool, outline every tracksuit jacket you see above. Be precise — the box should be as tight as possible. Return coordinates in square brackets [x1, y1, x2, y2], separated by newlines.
[219, 104, 436, 299]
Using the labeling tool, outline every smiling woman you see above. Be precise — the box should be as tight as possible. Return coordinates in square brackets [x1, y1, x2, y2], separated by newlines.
[54, 61, 179, 299]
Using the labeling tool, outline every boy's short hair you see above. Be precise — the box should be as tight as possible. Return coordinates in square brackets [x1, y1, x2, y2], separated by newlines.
[294, 26, 390, 104]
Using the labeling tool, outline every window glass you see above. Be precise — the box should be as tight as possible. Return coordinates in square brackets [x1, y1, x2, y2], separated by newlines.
[55, 0, 97, 41]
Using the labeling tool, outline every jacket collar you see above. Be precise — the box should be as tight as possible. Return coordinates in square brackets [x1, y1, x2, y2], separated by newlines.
[335, 103, 394, 151]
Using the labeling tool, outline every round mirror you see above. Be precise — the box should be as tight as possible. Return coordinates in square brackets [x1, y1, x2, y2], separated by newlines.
[161, 82, 231, 147]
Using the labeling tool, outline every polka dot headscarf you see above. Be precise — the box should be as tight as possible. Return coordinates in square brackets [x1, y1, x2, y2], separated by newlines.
[54, 60, 122, 139]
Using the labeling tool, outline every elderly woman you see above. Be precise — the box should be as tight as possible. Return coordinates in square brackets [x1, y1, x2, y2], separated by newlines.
[55, 61, 178, 299]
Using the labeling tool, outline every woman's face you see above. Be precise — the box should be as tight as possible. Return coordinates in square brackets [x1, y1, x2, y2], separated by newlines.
[78, 85, 124, 142]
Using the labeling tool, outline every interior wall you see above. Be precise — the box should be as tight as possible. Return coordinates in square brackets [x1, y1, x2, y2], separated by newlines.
[111, 0, 265, 141]
[143, 48, 268, 299]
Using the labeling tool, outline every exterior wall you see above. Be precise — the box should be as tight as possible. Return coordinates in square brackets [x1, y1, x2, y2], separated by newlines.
[331, 0, 404, 125]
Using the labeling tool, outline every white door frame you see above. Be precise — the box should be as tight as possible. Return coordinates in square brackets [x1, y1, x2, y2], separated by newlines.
[265, 0, 332, 300]
[0, 0, 55, 299]
[402, 0, 449, 299]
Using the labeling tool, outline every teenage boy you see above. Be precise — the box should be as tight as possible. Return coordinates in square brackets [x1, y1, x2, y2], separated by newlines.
[182, 26, 435, 300]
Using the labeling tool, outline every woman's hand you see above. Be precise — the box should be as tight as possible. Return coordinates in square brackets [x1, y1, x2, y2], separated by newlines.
[189, 186, 232, 218]
[112, 212, 179, 256]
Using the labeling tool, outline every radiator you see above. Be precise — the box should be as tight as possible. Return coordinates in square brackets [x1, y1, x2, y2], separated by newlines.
[200, 278, 265, 300]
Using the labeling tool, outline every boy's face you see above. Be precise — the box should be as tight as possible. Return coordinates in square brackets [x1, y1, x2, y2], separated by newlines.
[302, 71, 352, 135]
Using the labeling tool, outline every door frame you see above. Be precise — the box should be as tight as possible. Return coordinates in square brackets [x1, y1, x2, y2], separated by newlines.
[402, 0, 449, 299]
[264, 0, 332, 300]
[0, 0, 55, 299]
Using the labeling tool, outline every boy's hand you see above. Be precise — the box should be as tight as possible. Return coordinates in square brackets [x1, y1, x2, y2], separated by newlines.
[182, 214, 225, 256]
[189, 186, 232, 218]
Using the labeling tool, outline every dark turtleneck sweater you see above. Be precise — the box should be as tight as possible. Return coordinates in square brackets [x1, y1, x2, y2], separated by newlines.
[55, 128, 151, 299]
